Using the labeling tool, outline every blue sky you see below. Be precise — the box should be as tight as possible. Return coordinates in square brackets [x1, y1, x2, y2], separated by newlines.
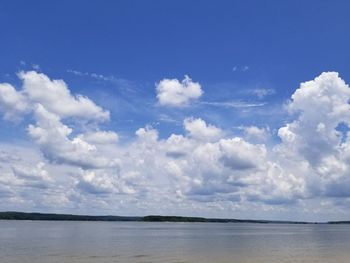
[1, 1, 350, 221]
[1, 0, 350, 137]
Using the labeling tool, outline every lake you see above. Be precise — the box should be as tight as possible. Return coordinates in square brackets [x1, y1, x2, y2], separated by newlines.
[0, 221, 350, 263]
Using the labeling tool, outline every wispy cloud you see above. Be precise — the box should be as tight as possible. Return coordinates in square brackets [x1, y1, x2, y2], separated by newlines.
[242, 65, 249, 72]
[248, 88, 275, 99]
[18, 61, 41, 72]
[232, 65, 250, 72]
[67, 69, 137, 93]
[157, 113, 181, 124]
[201, 100, 266, 109]
[32, 64, 41, 71]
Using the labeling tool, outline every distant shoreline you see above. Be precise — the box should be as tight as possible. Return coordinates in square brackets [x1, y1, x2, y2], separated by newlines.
[0, 211, 348, 224]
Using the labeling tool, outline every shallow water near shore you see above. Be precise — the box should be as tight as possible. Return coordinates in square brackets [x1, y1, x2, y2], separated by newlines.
[1, 221, 350, 263]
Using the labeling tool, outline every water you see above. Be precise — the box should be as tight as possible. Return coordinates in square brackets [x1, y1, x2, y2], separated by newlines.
[0, 221, 350, 263]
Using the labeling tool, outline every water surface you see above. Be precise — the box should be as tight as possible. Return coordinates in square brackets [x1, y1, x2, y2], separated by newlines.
[1, 221, 349, 263]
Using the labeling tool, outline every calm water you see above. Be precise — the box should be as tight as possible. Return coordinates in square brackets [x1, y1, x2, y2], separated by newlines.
[1, 221, 350, 263]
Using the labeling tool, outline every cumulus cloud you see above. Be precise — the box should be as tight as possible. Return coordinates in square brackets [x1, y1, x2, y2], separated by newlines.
[0, 71, 117, 169]
[184, 117, 222, 141]
[2, 71, 350, 219]
[277, 72, 350, 165]
[0, 83, 29, 120]
[77, 169, 135, 195]
[242, 126, 270, 142]
[275, 72, 350, 199]
[0, 145, 57, 204]
[12, 162, 52, 189]
[218, 138, 266, 171]
[78, 131, 119, 145]
[20, 71, 109, 121]
[0, 71, 109, 121]
[156, 75, 203, 107]
[27, 104, 118, 169]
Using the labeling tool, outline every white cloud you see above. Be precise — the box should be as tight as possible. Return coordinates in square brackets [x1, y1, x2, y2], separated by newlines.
[242, 126, 270, 142]
[277, 72, 350, 165]
[19, 71, 109, 121]
[250, 88, 275, 99]
[202, 100, 266, 108]
[135, 126, 159, 143]
[2, 71, 350, 220]
[0, 71, 109, 122]
[27, 104, 117, 169]
[156, 75, 203, 107]
[218, 138, 266, 171]
[67, 69, 134, 92]
[184, 117, 222, 141]
[77, 169, 135, 195]
[78, 131, 119, 145]
[0, 83, 29, 120]
[275, 72, 350, 199]
[164, 134, 193, 158]
[13, 162, 50, 181]
[12, 162, 53, 189]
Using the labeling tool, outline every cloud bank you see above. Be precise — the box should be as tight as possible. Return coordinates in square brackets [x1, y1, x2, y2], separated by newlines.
[0, 71, 350, 220]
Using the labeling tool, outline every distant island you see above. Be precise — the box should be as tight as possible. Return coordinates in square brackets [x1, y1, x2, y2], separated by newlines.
[1, 211, 344, 224]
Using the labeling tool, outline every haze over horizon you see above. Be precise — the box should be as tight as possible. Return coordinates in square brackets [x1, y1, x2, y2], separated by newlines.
[1, 1, 350, 222]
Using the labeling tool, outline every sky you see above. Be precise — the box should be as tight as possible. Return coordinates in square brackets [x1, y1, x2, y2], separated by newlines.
[1, 1, 350, 221]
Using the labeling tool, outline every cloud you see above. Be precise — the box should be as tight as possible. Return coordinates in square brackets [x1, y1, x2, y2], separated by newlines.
[0, 145, 56, 202]
[164, 134, 193, 159]
[78, 131, 119, 145]
[12, 162, 52, 189]
[218, 138, 266, 171]
[27, 104, 117, 169]
[2, 71, 350, 219]
[32, 64, 41, 71]
[67, 69, 135, 92]
[0, 83, 29, 120]
[232, 65, 250, 72]
[184, 117, 222, 141]
[0, 71, 109, 122]
[274, 72, 350, 199]
[156, 75, 203, 107]
[277, 72, 350, 166]
[242, 126, 270, 142]
[250, 88, 275, 99]
[202, 100, 266, 109]
[20, 71, 109, 121]
[77, 169, 135, 195]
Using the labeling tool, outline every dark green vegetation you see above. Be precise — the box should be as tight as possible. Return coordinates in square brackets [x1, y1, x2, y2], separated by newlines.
[0, 212, 345, 224]
[143, 215, 270, 223]
[0, 212, 141, 221]
[328, 221, 350, 224]
[143, 215, 318, 224]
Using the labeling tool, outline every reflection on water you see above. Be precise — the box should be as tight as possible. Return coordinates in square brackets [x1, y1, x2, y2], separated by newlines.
[0, 221, 350, 263]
